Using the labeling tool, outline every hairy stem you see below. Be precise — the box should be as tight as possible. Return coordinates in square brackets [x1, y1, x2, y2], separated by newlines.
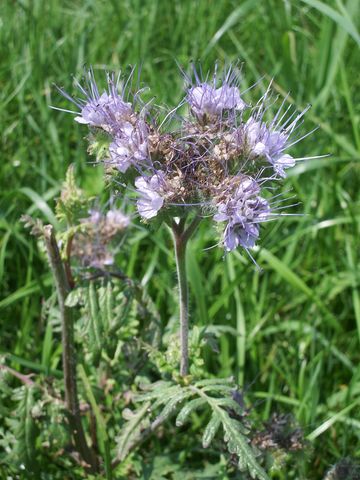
[43, 225, 98, 472]
[64, 233, 75, 289]
[172, 216, 202, 377]
[173, 229, 189, 376]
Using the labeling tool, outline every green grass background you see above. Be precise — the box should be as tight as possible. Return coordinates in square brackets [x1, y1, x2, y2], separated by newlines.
[0, 0, 359, 477]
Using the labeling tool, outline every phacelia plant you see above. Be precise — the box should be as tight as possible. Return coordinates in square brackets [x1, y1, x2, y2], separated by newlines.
[58, 63, 314, 377]
[2, 62, 318, 480]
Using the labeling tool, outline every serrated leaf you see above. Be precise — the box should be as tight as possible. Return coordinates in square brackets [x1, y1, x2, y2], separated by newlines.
[152, 386, 185, 410]
[201, 384, 235, 394]
[202, 412, 221, 448]
[8, 386, 39, 471]
[175, 398, 205, 426]
[215, 398, 248, 422]
[138, 379, 172, 391]
[238, 451, 248, 473]
[137, 383, 180, 403]
[143, 378, 267, 479]
[195, 377, 234, 387]
[116, 402, 150, 462]
[153, 391, 192, 428]
[218, 409, 269, 480]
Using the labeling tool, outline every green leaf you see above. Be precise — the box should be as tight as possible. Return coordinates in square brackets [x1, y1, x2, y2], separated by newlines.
[143, 379, 269, 479]
[175, 398, 205, 427]
[137, 382, 179, 403]
[85, 283, 103, 364]
[218, 408, 268, 480]
[115, 402, 150, 462]
[65, 288, 84, 307]
[301, 0, 360, 47]
[8, 386, 39, 471]
[195, 377, 234, 387]
[259, 248, 340, 330]
[202, 413, 221, 448]
[205, 0, 262, 54]
[153, 390, 192, 427]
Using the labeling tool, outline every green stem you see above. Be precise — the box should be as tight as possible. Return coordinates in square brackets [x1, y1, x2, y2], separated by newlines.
[172, 216, 202, 377]
[173, 229, 189, 376]
[43, 225, 98, 472]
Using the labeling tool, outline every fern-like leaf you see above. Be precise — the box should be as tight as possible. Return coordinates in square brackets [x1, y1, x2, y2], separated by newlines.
[138, 381, 178, 404]
[85, 282, 102, 364]
[217, 408, 267, 480]
[175, 398, 205, 427]
[189, 382, 269, 480]
[137, 378, 269, 480]
[202, 412, 221, 448]
[195, 377, 234, 387]
[115, 402, 150, 462]
[6, 386, 39, 472]
[152, 390, 192, 428]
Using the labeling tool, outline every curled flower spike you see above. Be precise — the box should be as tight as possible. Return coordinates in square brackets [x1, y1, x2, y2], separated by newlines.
[56, 68, 134, 134]
[56, 68, 150, 174]
[185, 63, 246, 121]
[187, 83, 246, 118]
[135, 173, 166, 219]
[74, 91, 132, 131]
[233, 100, 313, 178]
[109, 119, 149, 173]
[214, 177, 270, 251]
[241, 117, 295, 177]
[72, 208, 130, 268]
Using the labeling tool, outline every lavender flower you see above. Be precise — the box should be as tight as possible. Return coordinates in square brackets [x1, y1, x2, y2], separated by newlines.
[184, 63, 246, 120]
[105, 209, 130, 229]
[108, 120, 149, 173]
[57, 63, 318, 382]
[187, 83, 246, 118]
[56, 68, 133, 135]
[86, 208, 130, 233]
[135, 173, 166, 219]
[75, 91, 132, 132]
[57, 68, 153, 175]
[241, 117, 295, 177]
[214, 177, 270, 251]
[88, 209, 102, 224]
[72, 208, 130, 268]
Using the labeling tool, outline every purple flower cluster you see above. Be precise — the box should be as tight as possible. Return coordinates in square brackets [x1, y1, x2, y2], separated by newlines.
[135, 173, 166, 219]
[234, 117, 294, 178]
[213, 177, 270, 250]
[72, 208, 130, 268]
[58, 64, 315, 253]
[108, 119, 149, 173]
[74, 91, 132, 131]
[57, 69, 149, 173]
[187, 83, 246, 119]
